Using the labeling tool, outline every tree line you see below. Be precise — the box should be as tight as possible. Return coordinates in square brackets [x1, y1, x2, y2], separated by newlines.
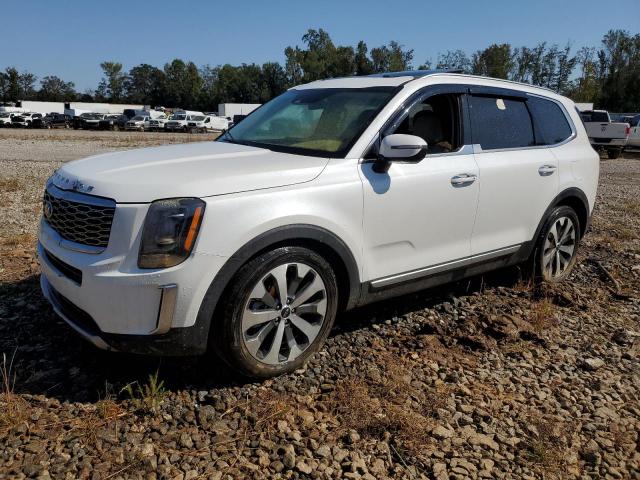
[0, 29, 638, 112]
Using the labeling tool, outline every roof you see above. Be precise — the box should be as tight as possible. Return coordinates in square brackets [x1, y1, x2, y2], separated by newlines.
[293, 70, 557, 97]
[367, 69, 464, 78]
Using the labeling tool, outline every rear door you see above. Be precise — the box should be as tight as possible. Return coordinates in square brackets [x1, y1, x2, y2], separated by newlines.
[468, 88, 559, 255]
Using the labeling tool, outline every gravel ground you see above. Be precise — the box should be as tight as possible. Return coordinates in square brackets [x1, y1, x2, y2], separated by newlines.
[0, 130, 639, 479]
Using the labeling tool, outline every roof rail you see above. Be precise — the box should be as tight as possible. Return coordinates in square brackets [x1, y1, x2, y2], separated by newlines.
[367, 69, 464, 78]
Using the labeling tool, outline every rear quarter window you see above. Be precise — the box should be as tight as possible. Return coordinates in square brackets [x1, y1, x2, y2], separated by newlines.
[469, 95, 535, 150]
[527, 97, 574, 145]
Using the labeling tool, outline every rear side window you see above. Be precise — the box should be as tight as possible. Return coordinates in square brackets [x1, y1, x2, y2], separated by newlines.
[528, 97, 573, 145]
[469, 95, 535, 150]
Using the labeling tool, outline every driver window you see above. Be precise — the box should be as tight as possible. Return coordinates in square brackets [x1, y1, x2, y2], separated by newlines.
[392, 93, 462, 154]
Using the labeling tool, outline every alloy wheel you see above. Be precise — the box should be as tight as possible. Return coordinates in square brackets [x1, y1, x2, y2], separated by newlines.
[242, 262, 327, 365]
[543, 216, 576, 278]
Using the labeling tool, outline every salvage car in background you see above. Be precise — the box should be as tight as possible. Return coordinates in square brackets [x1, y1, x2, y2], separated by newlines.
[165, 110, 204, 132]
[73, 113, 107, 130]
[11, 112, 42, 128]
[97, 114, 127, 131]
[580, 110, 630, 158]
[147, 116, 169, 131]
[0, 112, 16, 127]
[125, 115, 150, 131]
[32, 113, 72, 129]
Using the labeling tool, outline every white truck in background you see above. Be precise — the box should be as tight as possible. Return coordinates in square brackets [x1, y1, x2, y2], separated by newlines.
[579, 110, 630, 159]
[165, 110, 204, 132]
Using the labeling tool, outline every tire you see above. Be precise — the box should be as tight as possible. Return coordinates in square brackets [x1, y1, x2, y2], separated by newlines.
[530, 205, 580, 283]
[607, 148, 621, 159]
[211, 246, 338, 379]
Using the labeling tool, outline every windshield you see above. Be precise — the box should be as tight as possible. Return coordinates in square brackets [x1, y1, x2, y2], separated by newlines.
[132, 116, 144, 121]
[173, 114, 186, 121]
[192, 116, 205, 121]
[221, 87, 397, 157]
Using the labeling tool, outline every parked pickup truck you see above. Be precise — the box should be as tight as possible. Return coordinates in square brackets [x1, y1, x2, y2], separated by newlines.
[125, 115, 150, 131]
[580, 110, 630, 159]
[165, 110, 204, 132]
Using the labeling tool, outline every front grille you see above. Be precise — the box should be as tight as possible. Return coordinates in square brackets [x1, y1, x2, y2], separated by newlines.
[43, 248, 82, 285]
[43, 187, 115, 248]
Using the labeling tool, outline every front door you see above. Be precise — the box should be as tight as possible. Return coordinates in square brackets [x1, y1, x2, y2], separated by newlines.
[360, 88, 480, 284]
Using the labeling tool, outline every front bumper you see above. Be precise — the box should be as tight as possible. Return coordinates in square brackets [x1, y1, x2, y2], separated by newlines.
[40, 274, 209, 355]
[37, 205, 227, 354]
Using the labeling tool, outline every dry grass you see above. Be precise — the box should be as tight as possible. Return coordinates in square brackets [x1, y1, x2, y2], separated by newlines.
[328, 354, 441, 462]
[0, 351, 30, 433]
[249, 390, 296, 433]
[0, 177, 22, 192]
[621, 199, 640, 216]
[0, 232, 35, 247]
[528, 298, 558, 334]
[523, 414, 577, 477]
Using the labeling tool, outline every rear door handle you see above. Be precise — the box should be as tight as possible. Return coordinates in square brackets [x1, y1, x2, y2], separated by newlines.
[451, 174, 477, 187]
[538, 165, 557, 176]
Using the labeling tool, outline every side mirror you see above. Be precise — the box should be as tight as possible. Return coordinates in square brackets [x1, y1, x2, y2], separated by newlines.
[373, 134, 428, 173]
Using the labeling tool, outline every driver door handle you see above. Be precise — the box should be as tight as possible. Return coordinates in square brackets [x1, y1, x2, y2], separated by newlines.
[451, 173, 477, 187]
[538, 165, 557, 176]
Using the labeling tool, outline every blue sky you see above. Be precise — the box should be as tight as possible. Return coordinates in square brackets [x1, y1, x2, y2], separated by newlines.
[1, 0, 637, 91]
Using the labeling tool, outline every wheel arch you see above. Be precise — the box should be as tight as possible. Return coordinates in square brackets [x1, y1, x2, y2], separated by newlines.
[530, 187, 590, 250]
[549, 187, 590, 238]
[194, 224, 361, 344]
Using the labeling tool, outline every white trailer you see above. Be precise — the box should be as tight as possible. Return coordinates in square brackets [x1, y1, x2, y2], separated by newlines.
[217, 103, 261, 118]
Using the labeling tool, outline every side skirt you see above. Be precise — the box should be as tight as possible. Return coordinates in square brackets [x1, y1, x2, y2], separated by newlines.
[357, 242, 533, 307]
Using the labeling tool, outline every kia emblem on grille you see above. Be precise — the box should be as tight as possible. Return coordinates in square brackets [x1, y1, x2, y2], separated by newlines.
[44, 200, 53, 220]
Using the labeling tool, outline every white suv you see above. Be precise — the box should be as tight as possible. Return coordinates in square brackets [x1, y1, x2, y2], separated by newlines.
[38, 71, 599, 378]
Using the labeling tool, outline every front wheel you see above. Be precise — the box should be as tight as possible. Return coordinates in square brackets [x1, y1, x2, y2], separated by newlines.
[212, 247, 338, 378]
[531, 206, 580, 283]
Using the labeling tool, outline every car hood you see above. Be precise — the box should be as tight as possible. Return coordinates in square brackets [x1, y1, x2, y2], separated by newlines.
[53, 141, 329, 203]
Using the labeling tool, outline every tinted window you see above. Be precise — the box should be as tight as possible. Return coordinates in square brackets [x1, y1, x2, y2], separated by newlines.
[469, 95, 535, 150]
[528, 97, 573, 145]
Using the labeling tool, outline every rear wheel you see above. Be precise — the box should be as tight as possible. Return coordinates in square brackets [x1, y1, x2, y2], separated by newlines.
[212, 247, 338, 378]
[531, 206, 580, 283]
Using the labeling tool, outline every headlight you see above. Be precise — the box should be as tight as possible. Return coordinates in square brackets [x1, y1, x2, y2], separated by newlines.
[138, 198, 205, 269]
